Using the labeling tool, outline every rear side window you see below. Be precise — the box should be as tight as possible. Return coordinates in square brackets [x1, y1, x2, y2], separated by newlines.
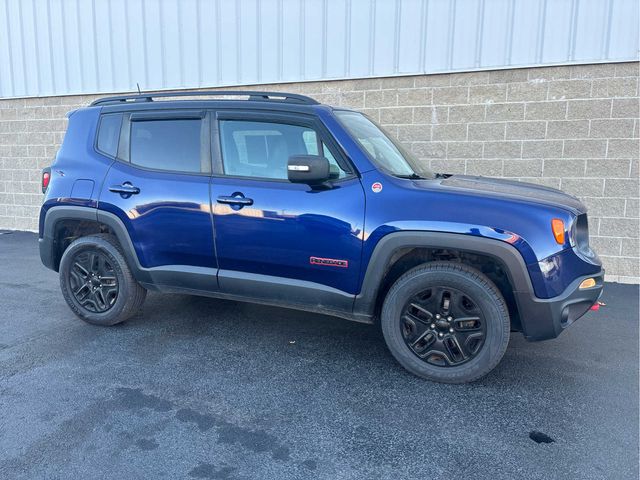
[96, 113, 122, 157]
[130, 119, 204, 173]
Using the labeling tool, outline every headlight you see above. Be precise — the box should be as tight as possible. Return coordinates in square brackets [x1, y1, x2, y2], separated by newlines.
[573, 214, 589, 251]
[569, 217, 577, 247]
[572, 214, 599, 263]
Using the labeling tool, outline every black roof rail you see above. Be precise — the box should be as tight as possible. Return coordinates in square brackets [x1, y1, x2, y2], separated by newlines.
[90, 90, 319, 106]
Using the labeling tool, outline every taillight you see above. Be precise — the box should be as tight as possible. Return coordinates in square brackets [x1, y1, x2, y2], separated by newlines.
[42, 168, 51, 193]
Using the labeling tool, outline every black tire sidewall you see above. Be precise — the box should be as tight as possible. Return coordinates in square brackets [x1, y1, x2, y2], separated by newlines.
[381, 264, 510, 383]
[59, 236, 134, 326]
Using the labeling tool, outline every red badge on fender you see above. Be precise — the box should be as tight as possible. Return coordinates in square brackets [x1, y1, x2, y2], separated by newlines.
[310, 257, 349, 268]
[371, 182, 383, 193]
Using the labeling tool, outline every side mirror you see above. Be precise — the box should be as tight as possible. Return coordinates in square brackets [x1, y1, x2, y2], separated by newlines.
[287, 155, 330, 185]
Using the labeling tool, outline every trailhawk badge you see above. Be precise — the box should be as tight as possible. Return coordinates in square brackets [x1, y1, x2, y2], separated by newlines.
[371, 182, 383, 193]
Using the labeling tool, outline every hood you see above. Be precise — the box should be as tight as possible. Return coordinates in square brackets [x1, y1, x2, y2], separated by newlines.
[437, 175, 586, 215]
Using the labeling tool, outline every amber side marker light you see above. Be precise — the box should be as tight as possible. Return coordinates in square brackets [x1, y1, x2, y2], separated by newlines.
[579, 278, 597, 289]
[551, 218, 565, 245]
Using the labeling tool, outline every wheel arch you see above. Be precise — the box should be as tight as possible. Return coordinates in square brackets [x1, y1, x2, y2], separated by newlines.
[353, 232, 535, 329]
[39, 206, 149, 282]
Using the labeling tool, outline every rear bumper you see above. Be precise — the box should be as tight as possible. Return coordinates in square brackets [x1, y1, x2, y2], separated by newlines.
[515, 270, 604, 341]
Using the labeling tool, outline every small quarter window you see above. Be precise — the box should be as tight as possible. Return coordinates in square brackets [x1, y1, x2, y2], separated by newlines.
[321, 142, 347, 180]
[97, 113, 122, 157]
[130, 119, 204, 173]
[303, 130, 319, 155]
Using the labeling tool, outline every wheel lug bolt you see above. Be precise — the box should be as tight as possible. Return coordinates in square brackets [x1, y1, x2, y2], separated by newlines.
[447, 316, 452, 321]
[430, 324, 435, 329]
[435, 314, 441, 319]
[449, 328, 454, 333]
[438, 333, 443, 338]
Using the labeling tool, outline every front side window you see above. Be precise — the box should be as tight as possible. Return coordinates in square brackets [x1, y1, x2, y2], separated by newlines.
[335, 111, 434, 179]
[219, 120, 348, 180]
[130, 119, 204, 173]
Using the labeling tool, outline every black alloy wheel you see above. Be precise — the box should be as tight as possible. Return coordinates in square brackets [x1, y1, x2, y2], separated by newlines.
[401, 286, 486, 366]
[380, 262, 510, 383]
[59, 234, 147, 326]
[69, 249, 119, 313]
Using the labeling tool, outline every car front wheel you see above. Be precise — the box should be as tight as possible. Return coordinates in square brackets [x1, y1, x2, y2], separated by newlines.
[381, 262, 510, 383]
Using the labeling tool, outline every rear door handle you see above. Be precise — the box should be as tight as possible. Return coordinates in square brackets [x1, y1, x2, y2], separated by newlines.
[109, 183, 140, 195]
[217, 195, 253, 206]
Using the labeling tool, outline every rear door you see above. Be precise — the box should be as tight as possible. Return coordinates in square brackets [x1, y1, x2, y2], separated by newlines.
[210, 110, 365, 311]
[98, 110, 217, 290]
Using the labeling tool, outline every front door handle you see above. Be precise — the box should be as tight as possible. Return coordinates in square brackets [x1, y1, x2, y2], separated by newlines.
[217, 194, 253, 206]
[109, 182, 140, 195]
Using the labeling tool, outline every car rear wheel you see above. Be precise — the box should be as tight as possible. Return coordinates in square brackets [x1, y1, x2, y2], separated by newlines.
[381, 262, 510, 383]
[59, 234, 146, 326]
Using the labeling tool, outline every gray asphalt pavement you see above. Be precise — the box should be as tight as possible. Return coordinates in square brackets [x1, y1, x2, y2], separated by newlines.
[1, 231, 638, 480]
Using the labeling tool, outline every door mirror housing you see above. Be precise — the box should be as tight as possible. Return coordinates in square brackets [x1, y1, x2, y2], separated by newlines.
[287, 155, 330, 185]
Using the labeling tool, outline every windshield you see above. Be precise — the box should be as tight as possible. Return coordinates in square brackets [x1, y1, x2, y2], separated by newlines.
[335, 111, 434, 179]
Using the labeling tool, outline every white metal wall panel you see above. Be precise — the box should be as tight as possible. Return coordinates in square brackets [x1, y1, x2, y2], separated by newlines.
[609, 0, 640, 60]
[397, 0, 422, 74]
[0, 0, 638, 98]
[480, 0, 512, 67]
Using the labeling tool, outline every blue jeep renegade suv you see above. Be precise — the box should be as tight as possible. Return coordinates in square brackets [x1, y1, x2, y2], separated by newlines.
[39, 91, 604, 383]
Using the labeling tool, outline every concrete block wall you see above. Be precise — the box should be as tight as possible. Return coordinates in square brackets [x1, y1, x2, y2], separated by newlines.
[0, 62, 638, 282]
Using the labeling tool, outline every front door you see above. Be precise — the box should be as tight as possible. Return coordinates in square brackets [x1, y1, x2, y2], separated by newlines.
[210, 111, 365, 312]
[99, 110, 216, 290]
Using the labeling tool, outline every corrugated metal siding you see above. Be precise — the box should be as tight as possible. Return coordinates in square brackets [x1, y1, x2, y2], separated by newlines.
[0, 0, 638, 98]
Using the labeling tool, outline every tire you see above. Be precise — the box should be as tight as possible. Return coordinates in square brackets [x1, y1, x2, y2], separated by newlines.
[380, 262, 510, 383]
[59, 234, 146, 326]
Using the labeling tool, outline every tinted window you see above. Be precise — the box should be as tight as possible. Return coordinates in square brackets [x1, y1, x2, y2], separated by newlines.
[321, 142, 347, 179]
[335, 110, 434, 179]
[97, 113, 122, 157]
[130, 119, 203, 173]
[219, 120, 347, 180]
[301, 131, 346, 179]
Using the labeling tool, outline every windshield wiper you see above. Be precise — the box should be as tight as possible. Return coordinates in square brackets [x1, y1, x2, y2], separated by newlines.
[396, 173, 425, 180]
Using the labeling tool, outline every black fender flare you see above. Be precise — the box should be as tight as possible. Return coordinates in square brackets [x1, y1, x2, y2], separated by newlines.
[40, 206, 151, 282]
[351, 231, 591, 342]
[40, 206, 98, 271]
[352, 231, 535, 318]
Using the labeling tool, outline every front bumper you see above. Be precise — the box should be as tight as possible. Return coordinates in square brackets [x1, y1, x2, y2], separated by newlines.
[515, 270, 604, 341]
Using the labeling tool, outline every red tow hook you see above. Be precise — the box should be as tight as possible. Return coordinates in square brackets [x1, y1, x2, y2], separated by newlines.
[590, 300, 606, 311]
